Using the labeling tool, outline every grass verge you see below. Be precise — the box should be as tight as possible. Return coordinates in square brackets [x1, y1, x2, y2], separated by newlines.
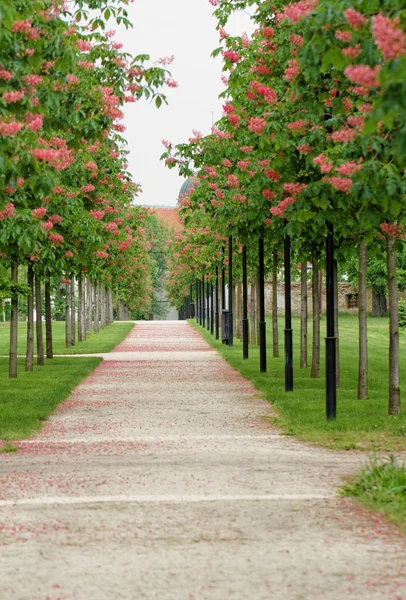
[0, 321, 134, 355]
[190, 315, 406, 451]
[0, 357, 101, 441]
[342, 456, 406, 532]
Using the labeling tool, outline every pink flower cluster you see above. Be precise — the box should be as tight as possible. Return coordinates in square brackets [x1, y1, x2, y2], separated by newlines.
[227, 174, 239, 188]
[270, 196, 295, 217]
[313, 153, 333, 173]
[330, 126, 358, 143]
[247, 117, 267, 134]
[49, 232, 64, 244]
[264, 169, 280, 181]
[283, 183, 306, 197]
[336, 161, 363, 175]
[0, 120, 23, 136]
[2, 90, 25, 104]
[380, 222, 403, 237]
[11, 20, 40, 39]
[372, 14, 406, 61]
[222, 50, 241, 63]
[328, 176, 353, 193]
[250, 81, 277, 104]
[277, 0, 317, 23]
[90, 209, 105, 220]
[0, 203, 16, 221]
[344, 8, 368, 29]
[25, 113, 43, 132]
[284, 59, 300, 82]
[32, 207, 47, 218]
[262, 188, 275, 200]
[344, 65, 380, 88]
[287, 119, 307, 131]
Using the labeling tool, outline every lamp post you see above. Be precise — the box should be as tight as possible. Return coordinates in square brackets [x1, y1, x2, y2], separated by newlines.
[259, 236, 266, 373]
[242, 244, 249, 359]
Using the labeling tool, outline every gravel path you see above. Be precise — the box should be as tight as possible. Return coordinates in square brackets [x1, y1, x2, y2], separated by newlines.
[0, 321, 405, 600]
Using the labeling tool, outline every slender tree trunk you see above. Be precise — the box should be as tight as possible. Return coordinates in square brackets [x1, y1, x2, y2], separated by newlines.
[256, 275, 261, 344]
[300, 262, 308, 369]
[249, 282, 257, 345]
[358, 240, 368, 399]
[311, 262, 320, 378]
[334, 259, 340, 387]
[237, 283, 243, 339]
[77, 278, 84, 342]
[86, 278, 92, 333]
[65, 282, 71, 348]
[386, 234, 400, 414]
[25, 264, 34, 372]
[94, 280, 100, 333]
[107, 287, 114, 324]
[70, 276, 76, 346]
[45, 280, 53, 359]
[272, 251, 279, 358]
[100, 282, 107, 329]
[9, 257, 19, 378]
[35, 276, 44, 365]
[319, 268, 323, 314]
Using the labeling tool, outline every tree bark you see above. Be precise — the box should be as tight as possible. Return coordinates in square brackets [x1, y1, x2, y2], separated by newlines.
[319, 268, 323, 314]
[311, 262, 320, 378]
[25, 264, 34, 372]
[272, 251, 279, 358]
[372, 289, 387, 317]
[358, 240, 368, 399]
[386, 234, 400, 414]
[45, 280, 53, 359]
[65, 282, 71, 348]
[35, 276, 44, 365]
[300, 262, 308, 369]
[107, 287, 114, 324]
[94, 280, 100, 333]
[9, 257, 19, 378]
[77, 278, 84, 342]
[70, 277, 76, 346]
[86, 278, 92, 333]
[100, 282, 107, 329]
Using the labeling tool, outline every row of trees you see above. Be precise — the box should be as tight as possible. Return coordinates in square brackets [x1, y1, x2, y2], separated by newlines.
[0, 0, 173, 377]
[162, 0, 406, 415]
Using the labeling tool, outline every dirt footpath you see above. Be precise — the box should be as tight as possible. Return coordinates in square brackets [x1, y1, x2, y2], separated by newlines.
[0, 321, 404, 600]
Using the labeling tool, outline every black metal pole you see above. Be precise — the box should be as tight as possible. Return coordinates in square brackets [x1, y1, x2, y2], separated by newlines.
[259, 236, 267, 372]
[210, 281, 214, 335]
[215, 266, 220, 340]
[228, 235, 234, 347]
[202, 278, 205, 328]
[206, 280, 210, 331]
[284, 228, 293, 392]
[222, 248, 226, 344]
[242, 244, 249, 359]
[326, 221, 337, 420]
[195, 279, 199, 323]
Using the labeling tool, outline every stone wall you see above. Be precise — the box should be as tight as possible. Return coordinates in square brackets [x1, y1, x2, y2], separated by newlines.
[262, 281, 372, 315]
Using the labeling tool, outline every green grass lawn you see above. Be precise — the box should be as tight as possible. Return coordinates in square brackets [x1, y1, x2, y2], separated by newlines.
[0, 321, 134, 355]
[0, 357, 101, 442]
[342, 456, 406, 532]
[191, 314, 406, 451]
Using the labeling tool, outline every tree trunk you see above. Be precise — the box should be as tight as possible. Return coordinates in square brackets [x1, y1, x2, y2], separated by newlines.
[372, 289, 387, 317]
[311, 263, 320, 378]
[70, 277, 76, 346]
[237, 283, 243, 339]
[249, 282, 257, 345]
[94, 280, 100, 333]
[334, 259, 340, 388]
[100, 282, 107, 329]
[272, 251, 279, 358]
[77, 278, 84, 342]
[386, 234, 400, 414]
[107, 287, 114, 324]
[9, 257, 19, 378]
[300, 262, 308, 369]
[35, 276, 44, 365]
[65, 282, 71, 348]
[358, 240, 368, 399]
[319, 268, 323, 314]
[86, 278, 92, 333]
[45, 280, 53, 359]
[25, 264, 34, 372]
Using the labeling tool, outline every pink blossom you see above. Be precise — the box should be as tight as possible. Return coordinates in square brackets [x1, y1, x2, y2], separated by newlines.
[335, 30, 352, 42]
[344, 65, 380, 88]
[49, 232, 64, 244]
[284, 59, 300, 81]
[336, 161, 363, 175]
[85, 161, 98, 170]
[247, 117, 266, 134]
[66, 74, 79, 85]
[241, 146, 254, 153]
[276, 0, 317, 23]
[166, 78, 178, 88]
[223, 159, 233, 168]
[284, 183, 306, 197]
[330, 126, 358, 142]
[372, 14, 406, 61]
[222, 50, 241, 63]
[264, 169, 280, 181]
[0, 120, 23, 136]
[344, 8, 368, 29]
[342, 45, 361, 58]
[270, 197, 295, 217]
[90, 210, 105, 220]
[24, 74, 42, 86]
[2, 90, 25, 104]
[81, 184, 95, 193]
[41, 220, 53, 231]
[227, 174, 239, 188]
[313, 153, 333, 173]
[48, 215, 62, 224]
[297, 144, 312, 153]
[263, 27, 274, 38]
[287, 119, 307, 131]
[328, 176, 353, 193]
[65, 251, 73, 258]
[0, 203, 16, 220]
[289, 34, 303, 47]
[77, 61, 95, 69]
[32, 207, 47, 218]
[25, 113, 43, 132]
[0, 69, 14, 80]
[229, 114, 241, 127]
[380, 222, 403, 236]
[262, 189, 275, 200]
[77, 39, 92, 51]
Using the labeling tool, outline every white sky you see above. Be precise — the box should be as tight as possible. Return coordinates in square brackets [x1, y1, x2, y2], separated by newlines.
[114, 0, 253, 207]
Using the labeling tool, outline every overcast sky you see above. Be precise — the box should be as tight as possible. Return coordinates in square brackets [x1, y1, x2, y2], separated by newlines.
[115, 0, 253, 207]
